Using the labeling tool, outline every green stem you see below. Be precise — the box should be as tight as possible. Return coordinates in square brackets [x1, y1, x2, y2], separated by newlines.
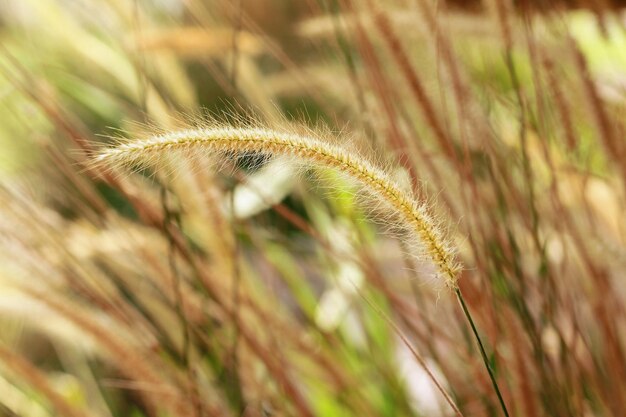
[455, 288, 510, 417]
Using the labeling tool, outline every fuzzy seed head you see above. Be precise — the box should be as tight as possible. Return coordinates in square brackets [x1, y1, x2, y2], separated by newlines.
[94, 124, 461, 288]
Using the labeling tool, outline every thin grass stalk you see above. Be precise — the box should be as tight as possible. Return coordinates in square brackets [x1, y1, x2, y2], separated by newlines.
[0, 344, 95, 417]
[369, 5, 456, 161]
[160, 186, 203, 417]
[454, 288, 510, 417]
[356, 288, 463, 416]
[341, 0, 422, 190]
[21, 289, 196, 417]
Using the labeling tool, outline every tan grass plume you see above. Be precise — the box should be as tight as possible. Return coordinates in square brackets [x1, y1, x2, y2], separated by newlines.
[94, 123, 461, 288]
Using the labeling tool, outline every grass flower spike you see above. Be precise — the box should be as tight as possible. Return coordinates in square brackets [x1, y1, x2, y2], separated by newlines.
[95, 124, 461, 288]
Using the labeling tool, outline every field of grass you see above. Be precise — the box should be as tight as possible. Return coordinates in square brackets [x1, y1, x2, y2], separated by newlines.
[1, 1, 626, 416]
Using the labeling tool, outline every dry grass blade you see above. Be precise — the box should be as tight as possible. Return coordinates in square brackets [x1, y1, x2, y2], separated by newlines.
[0, 343, 96, 417]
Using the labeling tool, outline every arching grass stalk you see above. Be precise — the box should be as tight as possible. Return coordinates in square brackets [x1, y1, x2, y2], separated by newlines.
[95, 125, 460, 287]
[95, 124, 508, 415]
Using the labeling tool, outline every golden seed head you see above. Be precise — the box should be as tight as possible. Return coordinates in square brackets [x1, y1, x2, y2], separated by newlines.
[95, 125, 460, 288]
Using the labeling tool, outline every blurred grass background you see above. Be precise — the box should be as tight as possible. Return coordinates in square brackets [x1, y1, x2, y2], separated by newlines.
[1, 0, 626, 416]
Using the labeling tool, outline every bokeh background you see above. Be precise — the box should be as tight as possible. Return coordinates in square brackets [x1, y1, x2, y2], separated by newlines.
[1, 1, 626, 416]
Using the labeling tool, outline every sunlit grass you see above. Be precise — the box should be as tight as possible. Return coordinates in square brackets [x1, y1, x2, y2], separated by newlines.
[1, 1, 625, 416]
